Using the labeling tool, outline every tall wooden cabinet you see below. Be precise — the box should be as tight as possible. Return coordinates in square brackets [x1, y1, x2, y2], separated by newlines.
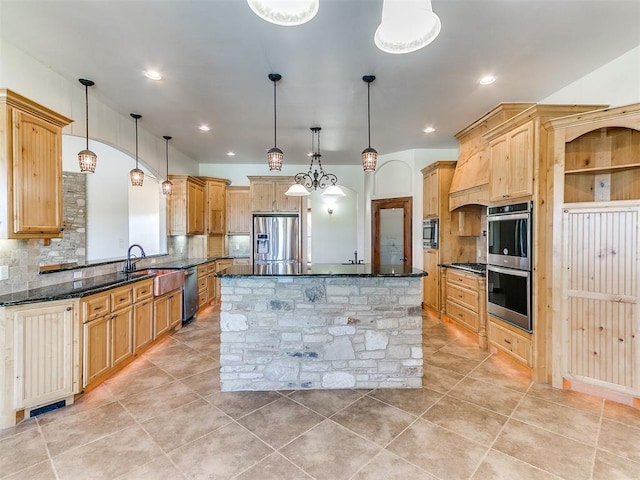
[226, 186, 251, 234]
[167, 175, 205, 235]
[488, 122, 534, 202]
[548, 103, 640, 401]
[0, 89, 73, 239]
[203, 177, 230, 235]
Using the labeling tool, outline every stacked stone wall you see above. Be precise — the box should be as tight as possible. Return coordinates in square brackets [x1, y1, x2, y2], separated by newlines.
[219, 276, 423, 391]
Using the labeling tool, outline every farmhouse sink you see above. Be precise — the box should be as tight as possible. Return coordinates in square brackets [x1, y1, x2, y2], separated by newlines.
[133, 269, 185, 296]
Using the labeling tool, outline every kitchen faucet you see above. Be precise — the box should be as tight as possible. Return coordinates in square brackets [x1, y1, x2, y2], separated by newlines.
[123, 244, 146, 273]
[349, 251, 363, 264]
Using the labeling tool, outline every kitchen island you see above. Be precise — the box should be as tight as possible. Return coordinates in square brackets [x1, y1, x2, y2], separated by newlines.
[216, 263, 426, 391]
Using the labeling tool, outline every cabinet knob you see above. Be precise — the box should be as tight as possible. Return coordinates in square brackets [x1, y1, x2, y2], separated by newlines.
[66, 306, 73, 311]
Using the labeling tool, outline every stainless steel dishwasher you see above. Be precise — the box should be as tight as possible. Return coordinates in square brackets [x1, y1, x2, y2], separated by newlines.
[182, 266, 198, 322]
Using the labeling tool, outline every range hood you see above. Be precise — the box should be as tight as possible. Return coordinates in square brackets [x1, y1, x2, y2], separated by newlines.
[448, 103, 535, 211]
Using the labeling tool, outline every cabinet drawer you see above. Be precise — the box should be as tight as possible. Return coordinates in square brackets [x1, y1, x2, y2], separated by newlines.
[216, 259, 233, 272]
[110, 286, 133, 311]
[132, 279, 153, 303]
[446, 300, 479, 332]
[446, 269, 478, 290]
[488, 318, 532, 366]
[82, 294, 110, 322]
[198, 276, 208, 292]
[446, 283, 478, 313]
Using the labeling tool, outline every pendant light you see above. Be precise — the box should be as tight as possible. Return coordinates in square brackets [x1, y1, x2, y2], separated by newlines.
[285, 127, 345, 197]
[362, 75, 378, 172]
[247, 0, 319, 26]
[267, 73, 283, 171]
[129, 113, 144, 187]
[162, 136, 173, 195]
[77, 78, 97, 173]
[375, 0, 441, 55]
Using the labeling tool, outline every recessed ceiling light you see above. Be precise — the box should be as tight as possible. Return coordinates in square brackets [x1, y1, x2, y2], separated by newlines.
[226, 151, 235, 156]
[199, 125, 210, 132]
[144, 70, 162, 80]
[478, 75, 496, 85]
[423, 126, 435, 133]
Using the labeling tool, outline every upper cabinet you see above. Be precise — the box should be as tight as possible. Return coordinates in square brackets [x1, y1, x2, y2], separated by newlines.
[0, 89, 73, 239]
[226, 186, 251, 234]
[248, 176, 300, 213]
[422, 161, 455, 219]
[202, 177, 230, 235]
[488, 121, 534, 202]
[167, 175, 205, 235]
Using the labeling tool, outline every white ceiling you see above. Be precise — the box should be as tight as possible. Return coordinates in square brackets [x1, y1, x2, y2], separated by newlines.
[1, 0, 639, 167]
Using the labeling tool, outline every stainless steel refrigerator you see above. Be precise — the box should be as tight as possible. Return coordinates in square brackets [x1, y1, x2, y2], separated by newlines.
[253, 214, 300, 268]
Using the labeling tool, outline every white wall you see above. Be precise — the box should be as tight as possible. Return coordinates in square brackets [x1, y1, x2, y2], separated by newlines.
[541, 45, 640, 106]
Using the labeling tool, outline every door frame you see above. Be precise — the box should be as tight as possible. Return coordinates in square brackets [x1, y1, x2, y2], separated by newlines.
[371, 197, 413, 267]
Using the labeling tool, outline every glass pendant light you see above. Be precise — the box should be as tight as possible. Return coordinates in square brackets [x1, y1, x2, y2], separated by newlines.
[247, 0, 319, 26]
[267, 73, 284, 171]
[362, 75, 378, 172]
[374, 0, 441, 54]
[162, 135, 173, 195]
[77, 78, 97, 173]
[129, 113, 144, 187]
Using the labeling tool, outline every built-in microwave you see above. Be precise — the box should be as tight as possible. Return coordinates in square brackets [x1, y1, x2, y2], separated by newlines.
[487, 201, 532, 271]
[423, 218, 439, 249]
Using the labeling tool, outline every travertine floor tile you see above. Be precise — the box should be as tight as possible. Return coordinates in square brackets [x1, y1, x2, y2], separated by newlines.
[471, 449, 560, 479]
[422, 363, 464, 393]
[119, 380, 196, 422]
[280, 420, 381, 480]
[352, 449, 437, 479]
[112, 455, 186, 480]
[235, 452, 313, 480]
[0, 428, 49, 477]
[368, 387, 443, 417]
[448, 377, 524, 416]
[179, 366, 221, 397]
[237, 397, 324, 449]
[598, 418, 640, 463]
[493, 419, 594, 480]
[331, 396, 415, 447]
[104, 364, 175, 400]
[424, 350, 482, 375]
[527, 383, 604, 415]
[603, 400, 640, 429]
[387, 418, 488, 479]
[36, 384, 117, 426]
[469, 355, 532, 392]
[4, 459, 57, 480]
[0, 416, 37, 440]
[422, 395, 508, 445]
[205, 389, 283, 419]
[169, 422, 273, 480]
[288, 389, 364, 417]
[592, 449, 640, 480]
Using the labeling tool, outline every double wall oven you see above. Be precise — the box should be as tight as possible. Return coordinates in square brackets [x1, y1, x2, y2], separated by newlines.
[487, 201, 533, 333]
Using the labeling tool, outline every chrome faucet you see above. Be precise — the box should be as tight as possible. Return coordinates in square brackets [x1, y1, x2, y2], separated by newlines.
[123, 244, 146, 273]
[348, 251, 364, 264]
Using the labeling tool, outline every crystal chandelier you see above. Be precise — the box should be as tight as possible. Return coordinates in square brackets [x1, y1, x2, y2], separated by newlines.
[285, 127, 345, 197]
[162, 135, 173, 195]
[77, 78, 97, 173]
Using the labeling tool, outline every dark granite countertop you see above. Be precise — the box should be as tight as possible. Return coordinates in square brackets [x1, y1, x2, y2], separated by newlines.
[144, 256, 233, 270]
[0, 272, 156, 307]
[440, 263, 487, 276]
[217, 263, 427, 278]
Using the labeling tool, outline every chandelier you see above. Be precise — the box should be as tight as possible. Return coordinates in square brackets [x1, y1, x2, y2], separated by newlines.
[77, 78, 97, 173]
[285, 127, 345, 197]
[129, 113, 144, 187]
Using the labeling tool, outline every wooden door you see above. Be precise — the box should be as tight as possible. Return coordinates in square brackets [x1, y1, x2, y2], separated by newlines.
[507, 122, 534, 199]
[111, 306, 133, 367]
[133, 299, 153, 353]
[489, 135, 510, 201]
[83, 315, 111, 387]
[11, 110, 63, 236]
[372, 197, 412, 267]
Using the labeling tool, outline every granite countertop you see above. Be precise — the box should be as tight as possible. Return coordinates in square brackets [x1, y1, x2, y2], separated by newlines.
[144, 256, 233, 270]
[217, 263, 427, 278]
[0, 272, 156, 307]
[440, 263, 487, 276]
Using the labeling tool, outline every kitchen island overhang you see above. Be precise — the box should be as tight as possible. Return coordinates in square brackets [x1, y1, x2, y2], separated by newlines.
[216, 263, 426, 391]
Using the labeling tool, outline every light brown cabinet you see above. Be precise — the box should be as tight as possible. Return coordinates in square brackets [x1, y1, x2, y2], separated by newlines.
[489, 122, 534, 202]
[168, 175, 205, 235]
[226, 187, 251, 234]
[133, 298, 153, 353]
[488, 315, 532, 367]
[197, 261, 215, 308]
[0, 89, 72, 239]
[422, 248, 439, 311]
[203, 177, 230, 235]
[422, 168, 440, 218]
[248, 176, 300, 213]
[214, 259, 233, 304]
[153, 289, 182, 338]
[445, 268, 487, 348]
[454, 209, 481, 236]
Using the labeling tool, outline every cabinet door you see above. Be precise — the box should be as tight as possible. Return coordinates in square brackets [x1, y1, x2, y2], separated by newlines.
[506, 122, 534, 199]
[13, 301, 77, 409]
[207, 181, 226, 235]
[423, 169, 439, 218]
[423, 249, 440, 311]
[168, 179, 187, 235]
[250, 181, 275, 212]
[489, 136, 510, 201]
[111, 306, 133, 367]
[11, 110, 63, 237]
[456, 210, 481, 236]
[153, 294, 171, 338]
[188, 181, 205, 234]
[133, 299, 153, 353]
[274, 181, 300, 212]
[226, 188, 251, 233]
[83, 315, 111, 387]
[169, 291, 183, 328]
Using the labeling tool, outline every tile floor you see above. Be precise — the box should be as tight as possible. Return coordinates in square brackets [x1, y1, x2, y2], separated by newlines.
[2, 308, 640, 479]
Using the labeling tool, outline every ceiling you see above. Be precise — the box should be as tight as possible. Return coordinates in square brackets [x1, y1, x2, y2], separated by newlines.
[1, 0, 639, 167]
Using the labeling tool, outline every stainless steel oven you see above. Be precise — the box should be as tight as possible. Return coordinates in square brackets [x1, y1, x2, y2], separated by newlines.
[423, 218, 439, 249]
[487, 202, 531, 270]
[487, 265, 532, 332]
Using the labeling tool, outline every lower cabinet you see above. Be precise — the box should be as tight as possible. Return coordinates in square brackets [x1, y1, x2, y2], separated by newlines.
[83, 315, 111, 387]
[445, 268, 487, 348]
[488, 315, 533, 367]
[422, 248, 440, 311]
[154, 289, 182, 338]
[133, 298, 153, 353]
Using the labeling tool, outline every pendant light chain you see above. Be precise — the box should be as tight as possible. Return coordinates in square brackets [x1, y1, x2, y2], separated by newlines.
[267, 73, 283, 171]
[367, 81, 372, 148]
[273, 79, 277, 149]
[84, 83, 90, 150]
